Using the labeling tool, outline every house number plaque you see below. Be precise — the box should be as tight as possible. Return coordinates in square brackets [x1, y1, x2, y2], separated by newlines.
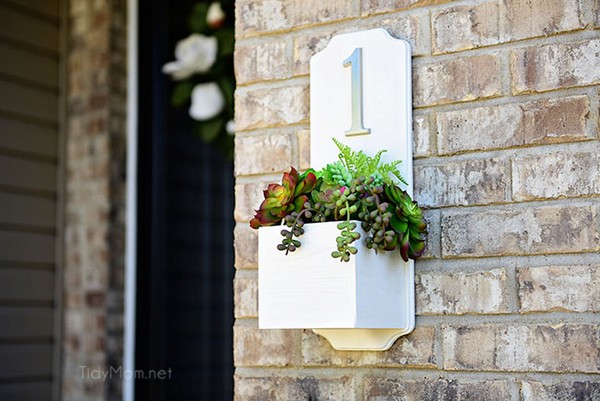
[309, 29, 415, 351]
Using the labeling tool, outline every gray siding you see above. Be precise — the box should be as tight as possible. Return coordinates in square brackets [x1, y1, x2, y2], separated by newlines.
[0, 0, 60, 399]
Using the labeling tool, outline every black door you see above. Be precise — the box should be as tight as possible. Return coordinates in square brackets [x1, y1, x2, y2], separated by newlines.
[135, 1, 234, 400]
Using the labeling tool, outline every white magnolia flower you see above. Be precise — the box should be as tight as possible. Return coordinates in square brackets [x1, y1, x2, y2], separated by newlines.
[189, 82, 224, 121]
[162, 34, 218, 80]
[207, 2, 225, 28]
[225, 119, 235, 134]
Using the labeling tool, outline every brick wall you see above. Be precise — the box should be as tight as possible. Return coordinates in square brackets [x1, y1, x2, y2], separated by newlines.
[233, 0, 600, 400]
[62, 0, 127, 400]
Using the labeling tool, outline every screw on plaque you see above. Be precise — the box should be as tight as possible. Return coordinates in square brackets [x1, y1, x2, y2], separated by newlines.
[301, 377, 319, 401]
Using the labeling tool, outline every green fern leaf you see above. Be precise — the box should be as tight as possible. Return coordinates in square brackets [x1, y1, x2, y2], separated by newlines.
[330, 138, 407, 186]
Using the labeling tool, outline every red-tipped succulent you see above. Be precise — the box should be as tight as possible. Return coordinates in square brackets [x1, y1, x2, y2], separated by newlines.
[250, 168, 317, 229]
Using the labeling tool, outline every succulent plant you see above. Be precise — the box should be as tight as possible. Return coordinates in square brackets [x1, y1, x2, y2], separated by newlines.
[384, 184, 427, 262]
[322, 161, 353, 187]
[250, 140, 427, 263]
[249, 167, 317, 229]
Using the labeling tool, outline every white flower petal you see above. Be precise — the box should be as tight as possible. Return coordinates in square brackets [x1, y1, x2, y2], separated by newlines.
[162, 61, 195, 80]
[207, 2, 225, 27]
[162, 34, 218, 79]
[189, 82, 225, 121]
[225, 119, 235, 134]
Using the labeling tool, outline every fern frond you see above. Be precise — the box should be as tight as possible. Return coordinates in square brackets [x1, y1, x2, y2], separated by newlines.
[371, 150, 386, 168]
[379, 160, 407, 185]
[329, 138, 407, 186]
[332, 138, 357, 171]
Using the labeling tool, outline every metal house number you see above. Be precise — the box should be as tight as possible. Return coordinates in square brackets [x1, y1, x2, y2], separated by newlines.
[343, 48, 371, 136]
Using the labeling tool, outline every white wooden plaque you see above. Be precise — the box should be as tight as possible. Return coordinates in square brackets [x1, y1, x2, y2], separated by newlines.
[310, 28, 413, 196]
[309, 28, 414, 350]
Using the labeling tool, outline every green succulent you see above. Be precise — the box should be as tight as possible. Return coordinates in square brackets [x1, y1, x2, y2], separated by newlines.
[250, 140, 428, 263]
[321, 161, 353, 187]
[384, 184, 427, 262]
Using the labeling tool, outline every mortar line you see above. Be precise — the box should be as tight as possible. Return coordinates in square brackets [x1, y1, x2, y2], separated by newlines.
[234, 366, 600, 381]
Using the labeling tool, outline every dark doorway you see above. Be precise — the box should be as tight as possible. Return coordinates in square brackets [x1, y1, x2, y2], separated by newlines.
[135, 1, 234, 400]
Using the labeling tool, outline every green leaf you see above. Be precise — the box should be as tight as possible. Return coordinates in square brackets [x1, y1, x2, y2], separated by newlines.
[195, 118, 223, 142]
[409, 229, 424, 240]
[189, 3, 209, 33]
[218, 76, 234, 111]
[216, 28, 235, 56]
[170, 82, 193, 107]
[329, 138, 405, 185]
[390, 213, 408, 234]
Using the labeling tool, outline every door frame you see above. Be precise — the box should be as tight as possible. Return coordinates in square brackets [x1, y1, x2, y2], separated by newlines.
[124, 0, 138, 399]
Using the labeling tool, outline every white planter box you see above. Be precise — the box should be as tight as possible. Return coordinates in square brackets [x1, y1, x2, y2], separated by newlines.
[258, 221, 414, 331]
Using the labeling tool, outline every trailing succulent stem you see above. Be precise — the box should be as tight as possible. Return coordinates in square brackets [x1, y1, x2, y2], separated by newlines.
[331, 201, 360, 262]
[358, 179, 397, 253]
[278, 206, 313, 255]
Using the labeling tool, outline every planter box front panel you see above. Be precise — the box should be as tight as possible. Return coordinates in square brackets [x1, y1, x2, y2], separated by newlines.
[258, 221, 413, 330]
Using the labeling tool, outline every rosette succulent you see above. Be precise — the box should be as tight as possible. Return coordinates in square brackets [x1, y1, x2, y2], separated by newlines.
[384, 185, 427, 262]
[249, 167, 317, 229]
